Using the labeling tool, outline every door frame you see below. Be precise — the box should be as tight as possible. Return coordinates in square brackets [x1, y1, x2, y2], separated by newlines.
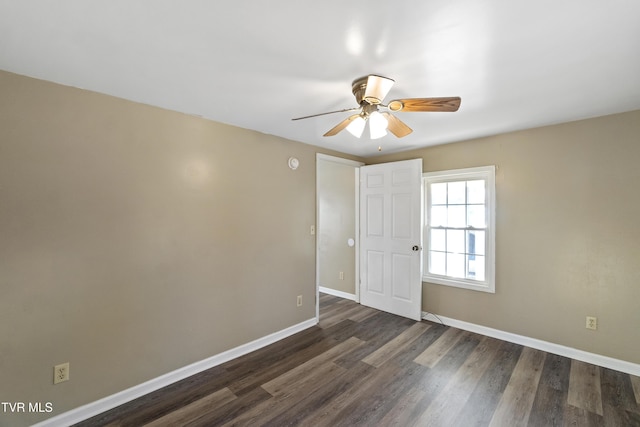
[315, 153, 364, 321]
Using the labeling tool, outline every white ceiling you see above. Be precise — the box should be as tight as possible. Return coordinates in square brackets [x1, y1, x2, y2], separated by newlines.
[1, 1, 639, 157]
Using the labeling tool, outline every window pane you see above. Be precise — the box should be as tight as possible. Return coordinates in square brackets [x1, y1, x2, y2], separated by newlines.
[429, 251, 446, 275]
[431, 183, 447, 205]
[467, 205, 486, 228]
[447, 205, 465, 228]
[447, 253, 465, 278]
[430, 206, 447, 227]
[447, 229, 465, 254]
[431, 229, 446, 251]
[448, 181, 466, 204]
[468, 255, 485, 281]
[467, 230, 485, 256]
[467, 180, 485, 204]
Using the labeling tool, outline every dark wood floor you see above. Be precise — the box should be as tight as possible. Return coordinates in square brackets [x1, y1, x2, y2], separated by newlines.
[76, 293, 640, 426]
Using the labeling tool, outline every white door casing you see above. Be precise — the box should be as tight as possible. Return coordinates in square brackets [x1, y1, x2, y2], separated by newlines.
[315, 153, 364, 321]
[359, 159, 423, 321]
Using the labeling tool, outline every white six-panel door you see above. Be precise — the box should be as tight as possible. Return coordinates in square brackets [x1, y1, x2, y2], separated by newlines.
[359, 159, 423, 321]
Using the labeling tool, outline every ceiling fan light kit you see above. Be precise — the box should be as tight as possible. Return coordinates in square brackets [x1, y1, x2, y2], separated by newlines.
[346, 116, 366, 138]
[292, 74, 461, 141]
[368, 111, 388, 139]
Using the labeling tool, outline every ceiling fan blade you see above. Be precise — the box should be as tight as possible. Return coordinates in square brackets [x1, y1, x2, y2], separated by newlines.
[382, 113, 413, 138]
[323, 114, 362, 137]
[387, 97, 461, 112]
[292, 107, 360, 121]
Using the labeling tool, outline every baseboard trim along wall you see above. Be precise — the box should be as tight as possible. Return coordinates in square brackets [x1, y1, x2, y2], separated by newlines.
[33, 318, 318, 427]
[319, 286, 356, 301]
[422, 312, 640, 377]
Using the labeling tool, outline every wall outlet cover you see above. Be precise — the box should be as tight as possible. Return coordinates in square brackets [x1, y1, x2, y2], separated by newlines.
[54, 362, 70, 384]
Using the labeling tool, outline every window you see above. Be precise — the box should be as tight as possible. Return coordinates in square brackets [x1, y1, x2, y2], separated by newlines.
[423, 166, 495, 293]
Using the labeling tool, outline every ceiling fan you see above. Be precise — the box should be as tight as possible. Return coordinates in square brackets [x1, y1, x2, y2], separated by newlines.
[292, 75, 461, 139]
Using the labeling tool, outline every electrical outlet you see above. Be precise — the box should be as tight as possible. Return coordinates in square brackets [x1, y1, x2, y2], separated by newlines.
[339, 271, 344, 280]
[54, 362, 69, 384]
[297, 295, 302, 307]
[586, 316, 597, 330]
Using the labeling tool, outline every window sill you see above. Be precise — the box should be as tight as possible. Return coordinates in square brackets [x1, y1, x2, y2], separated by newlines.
[422, 275, 495, 293]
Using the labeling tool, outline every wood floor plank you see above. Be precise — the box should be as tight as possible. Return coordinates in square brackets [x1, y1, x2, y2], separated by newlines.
[600, 367, 640, 426]
[601, 367, 639, 412]
[291, 362, 393, 427]
[265, 361, 376, 427]
[333, 312, 416, 369]
[182, 386, 271, 427]
[224, 325, 356, 396]
[413, 326, 464, 368]
[222, 325, 326, 374]
[318, 318, 361, 343]
[392, 331, 482, 426]
[387, 322, 448, 367]
[264, 359, 345, 398]
[220, 361, 348, 427]
[632, 375, 640, 405]
[143, 387, 236, 427]
[527, 353, 572, 427]
[318, 303, 365, 328]
[568, 359, 604, 416]
[622, 410, 640, 426]
[316, 298, 352, 322]
[219, 396, 278, 427]
[346, 304, 379, 322]
[564, 404, 605, 426]
[376, 386, 426, 427]
[319, 293, 339, 308]
[354, 330, 481, 427]
[489, 346, 546, 427]
[414, 335, 502, 426]
[74, 364, 235, 427]
[451, 340, 523, 426]
[362, 322, 430, 367]
[315, 362, 430, 427]
[352, 310, 416, 342]
[261, 336, 361, 396]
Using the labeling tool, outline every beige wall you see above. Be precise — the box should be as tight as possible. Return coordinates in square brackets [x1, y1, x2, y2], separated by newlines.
[366, 109, 640, 365]
[2, 68, 638, 425]
[317, 158, 358, 296]
[0, 70, 362, 426]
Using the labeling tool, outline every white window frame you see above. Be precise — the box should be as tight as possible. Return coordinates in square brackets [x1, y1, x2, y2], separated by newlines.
[423, 166, 496, 293]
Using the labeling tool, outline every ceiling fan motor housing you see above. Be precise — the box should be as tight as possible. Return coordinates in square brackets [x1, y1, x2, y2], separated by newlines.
[352, 76, 369, 105]
[361, 103, 379, 117]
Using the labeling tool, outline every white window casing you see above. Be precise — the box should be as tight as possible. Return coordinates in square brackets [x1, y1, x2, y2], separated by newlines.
[423, 166, 496, 293]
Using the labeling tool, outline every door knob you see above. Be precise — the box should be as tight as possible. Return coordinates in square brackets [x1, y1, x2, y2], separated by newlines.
[412, 245, 420, 251]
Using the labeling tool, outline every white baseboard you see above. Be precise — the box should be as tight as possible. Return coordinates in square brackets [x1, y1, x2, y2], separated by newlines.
[319, 286, 356, 301]
[33, 318, 318, 427]
[422, 312, 640, 377]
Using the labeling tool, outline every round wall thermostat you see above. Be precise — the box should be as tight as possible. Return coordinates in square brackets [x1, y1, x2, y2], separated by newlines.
[288, 157, 299, 170]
